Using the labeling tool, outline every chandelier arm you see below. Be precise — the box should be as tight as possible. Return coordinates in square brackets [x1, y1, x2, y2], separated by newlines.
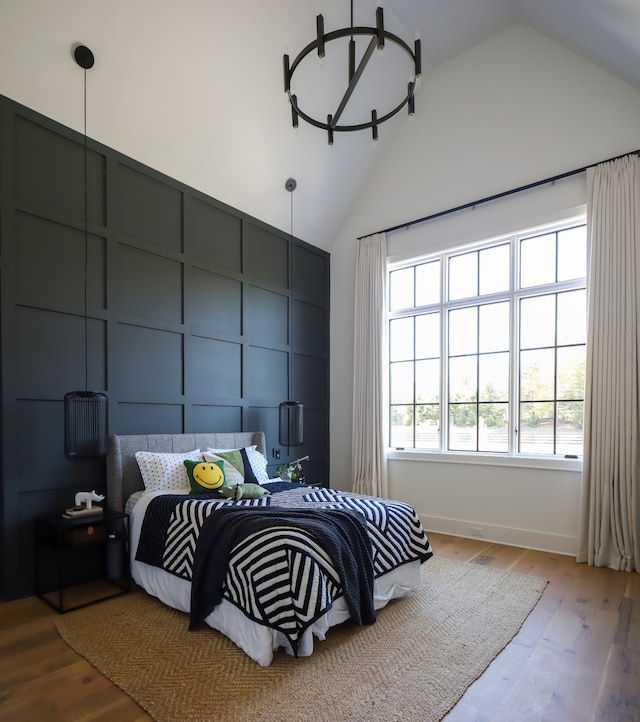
[330, 35, 377, 128]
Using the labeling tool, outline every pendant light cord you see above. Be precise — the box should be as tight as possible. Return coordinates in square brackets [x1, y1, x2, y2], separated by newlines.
[82, 65, 89, 392]
[290, 188, 294, 243]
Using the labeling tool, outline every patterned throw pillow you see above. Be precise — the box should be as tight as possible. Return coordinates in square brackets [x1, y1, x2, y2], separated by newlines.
[135, 450, 202, 493]
[184, 459, 227, 495]
[243, 447, 269, 484]
[202, 450, 245, 486]
[205, 446, 270, 485]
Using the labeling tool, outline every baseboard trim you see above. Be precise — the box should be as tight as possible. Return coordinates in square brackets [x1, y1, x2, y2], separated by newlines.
[420, 514, 577, 557]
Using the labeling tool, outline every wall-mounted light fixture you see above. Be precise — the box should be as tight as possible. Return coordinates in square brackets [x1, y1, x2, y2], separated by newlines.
[283, 1, 421, 144]
[64, 44, 108, 459]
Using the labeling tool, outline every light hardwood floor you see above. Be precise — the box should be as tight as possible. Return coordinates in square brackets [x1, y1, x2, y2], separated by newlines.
[0, 532, 638, 721]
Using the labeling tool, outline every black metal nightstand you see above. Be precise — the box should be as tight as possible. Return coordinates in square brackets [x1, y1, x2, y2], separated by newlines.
[35, 509, 130, 613]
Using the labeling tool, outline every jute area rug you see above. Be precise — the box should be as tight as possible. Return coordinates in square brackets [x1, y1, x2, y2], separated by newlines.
[53, 556, 547, 722]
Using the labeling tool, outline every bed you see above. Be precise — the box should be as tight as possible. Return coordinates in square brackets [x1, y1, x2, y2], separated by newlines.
[107, 431, 433, 666]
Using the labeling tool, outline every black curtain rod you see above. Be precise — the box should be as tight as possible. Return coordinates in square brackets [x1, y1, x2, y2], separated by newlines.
[358, 148, 640, 240]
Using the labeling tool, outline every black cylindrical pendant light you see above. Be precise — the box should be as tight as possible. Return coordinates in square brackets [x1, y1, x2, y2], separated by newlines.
[64, 44, 108, 459]
[279, 401, 304, 447]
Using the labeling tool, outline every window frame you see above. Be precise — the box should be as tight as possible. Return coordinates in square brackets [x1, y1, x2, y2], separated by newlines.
[387, 215, 587, 470]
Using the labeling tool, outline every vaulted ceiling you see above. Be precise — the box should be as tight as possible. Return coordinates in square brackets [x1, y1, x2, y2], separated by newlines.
[393, 0, 640, 88]
[0, 0, 638, 250]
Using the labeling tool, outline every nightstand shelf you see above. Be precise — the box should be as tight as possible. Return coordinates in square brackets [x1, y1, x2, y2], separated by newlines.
[35, 509, 130, 613]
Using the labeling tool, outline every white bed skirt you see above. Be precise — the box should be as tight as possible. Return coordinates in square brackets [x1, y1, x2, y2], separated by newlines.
[129, 491, 423, 666]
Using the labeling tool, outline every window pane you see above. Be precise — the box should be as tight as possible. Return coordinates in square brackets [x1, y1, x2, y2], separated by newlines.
[415, 261, 440, 307]
[479, 302, 509, 353]
[390, 361, 413, 404]
[449, 306, 477, 355]
[558, 226, 587, 282]
[557, 346, 585, 400]
[415, 405, 440, 450]
[415, 312, 440, 359]
[519, 401, 554, 454]
[520, 348, 555, 400]
[388, 217, 586, 458]
[479, 403, 508, 452]
[557, 290, 586, 345]
[557, 402, 583, 455]
[479, 351, 509, 401]
[389, 267, 414, 311]
[449, 252, 477, 300]
[479, 244, 510, 295]
[520, 295, 556, 349]
[416, 359, 440, 403]
[520, 233, 555, 288]
[390, 406, 413, 447]
[449, 356, 477, 402]
[389, 317, 413, 361]
[449, 404, 477, 450]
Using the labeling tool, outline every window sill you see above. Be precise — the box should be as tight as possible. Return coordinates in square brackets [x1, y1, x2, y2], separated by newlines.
[387, 448, 582, 473]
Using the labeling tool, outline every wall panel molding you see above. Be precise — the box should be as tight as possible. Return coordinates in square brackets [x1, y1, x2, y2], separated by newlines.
[0, 94, 330, 600]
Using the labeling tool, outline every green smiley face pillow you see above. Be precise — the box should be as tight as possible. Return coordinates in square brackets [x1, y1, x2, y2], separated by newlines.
[184, 459, 227, 495]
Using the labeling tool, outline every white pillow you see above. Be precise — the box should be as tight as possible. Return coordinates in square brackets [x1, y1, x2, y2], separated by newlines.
[135, 449, 202, 493]
[205, 445, 270, 485]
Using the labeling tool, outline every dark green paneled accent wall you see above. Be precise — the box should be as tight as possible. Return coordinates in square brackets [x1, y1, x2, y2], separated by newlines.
[0, 95, 330, 600]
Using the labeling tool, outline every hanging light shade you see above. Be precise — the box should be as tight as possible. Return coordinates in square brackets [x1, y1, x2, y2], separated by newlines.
[279, 401, 304, 447]
[65, 391, 109, 459]
[64, 44, 109, 460]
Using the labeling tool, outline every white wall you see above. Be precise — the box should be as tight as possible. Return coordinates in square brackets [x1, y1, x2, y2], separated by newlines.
[329, 23, 640, 555]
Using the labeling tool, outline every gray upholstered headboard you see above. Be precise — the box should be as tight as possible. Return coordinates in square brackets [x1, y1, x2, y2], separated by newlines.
[106, 431, 267, 512]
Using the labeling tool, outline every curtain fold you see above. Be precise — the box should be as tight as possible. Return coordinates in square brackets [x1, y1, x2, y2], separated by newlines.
[352, 233, 388, 497]
[578, 154, 640, 572]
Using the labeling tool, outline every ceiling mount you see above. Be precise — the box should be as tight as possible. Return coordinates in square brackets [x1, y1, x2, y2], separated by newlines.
[285, 177, 297, 192]
[283, 2, 421, 145]
[73, 44, 95, 70]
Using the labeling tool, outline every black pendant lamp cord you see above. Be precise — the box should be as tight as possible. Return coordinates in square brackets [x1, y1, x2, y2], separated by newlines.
[82, 65, 89, 392]
[290, 188, 294, 244]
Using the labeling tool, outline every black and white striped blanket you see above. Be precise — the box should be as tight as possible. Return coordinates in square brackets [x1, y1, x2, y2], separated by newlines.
[135, 486, 433, 649]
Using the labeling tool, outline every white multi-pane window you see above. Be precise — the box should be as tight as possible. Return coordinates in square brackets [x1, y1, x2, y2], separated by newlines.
[388, 218, 587, 458]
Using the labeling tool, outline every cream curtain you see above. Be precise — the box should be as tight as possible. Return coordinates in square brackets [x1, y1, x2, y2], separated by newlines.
[352, 232, 389, 497]
[578, 154, 640, 572]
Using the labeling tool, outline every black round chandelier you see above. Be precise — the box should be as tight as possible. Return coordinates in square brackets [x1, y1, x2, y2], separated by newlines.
[283, 3, 421, 144]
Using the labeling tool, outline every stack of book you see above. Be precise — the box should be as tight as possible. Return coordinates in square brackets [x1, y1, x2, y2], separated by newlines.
[62, 505, 103, 519]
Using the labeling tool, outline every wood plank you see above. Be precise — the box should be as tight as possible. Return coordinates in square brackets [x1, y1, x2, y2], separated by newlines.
[432, 534, 640, 722]
[0, 596, 149, 722]
[593, 644, 640, 722]
[621, 572, 640, 648]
